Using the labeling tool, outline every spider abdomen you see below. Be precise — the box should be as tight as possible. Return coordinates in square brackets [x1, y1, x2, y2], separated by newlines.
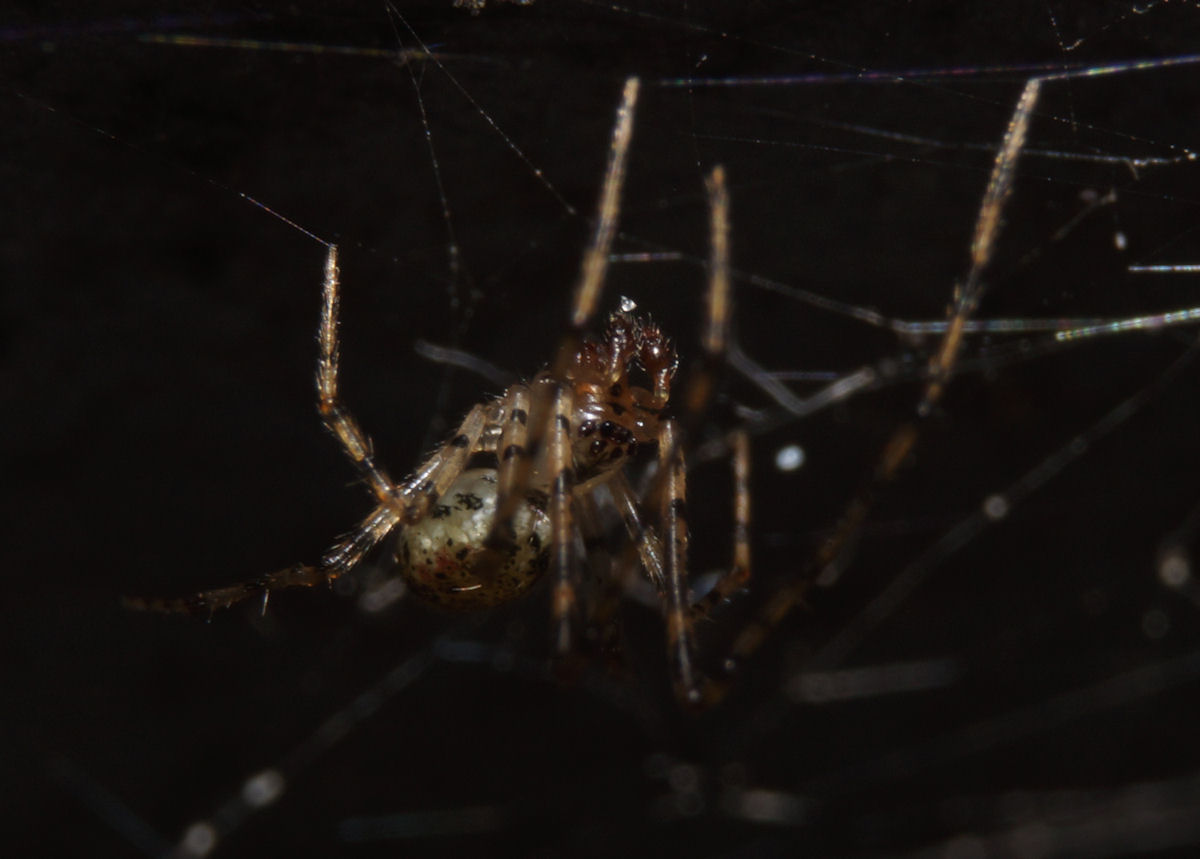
[395, 468, 551, 611]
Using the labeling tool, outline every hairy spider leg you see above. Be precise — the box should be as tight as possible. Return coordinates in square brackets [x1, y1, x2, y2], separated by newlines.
[491, 384, 532, 537]
[678, 165, 732, 435]
[322, 244, 494, 526]
[486, 76, 640, 544]
[565, 77, 639, 341]
[608, 472, 668, 593]
[700, 78, 1042, 706]
[688, 427, 752, 622]
[316, 246, 403, 514]
[629, 164, 747, 702]
[129, 246, 504, 615]
[321, 396, 501, 574]
[666, 166, 753, 622]
[603, 428, 751, 659]
[129, 402, 501, 616]
[123, 562, 326, 615]
[396, 402, 489, 524]
[321, 503, 403, 576]
[547, 385, 582, 655]
[657, 419, 701, 702]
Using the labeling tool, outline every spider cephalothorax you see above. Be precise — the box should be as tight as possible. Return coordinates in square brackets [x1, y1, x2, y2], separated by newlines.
[561, 302, 677, 485]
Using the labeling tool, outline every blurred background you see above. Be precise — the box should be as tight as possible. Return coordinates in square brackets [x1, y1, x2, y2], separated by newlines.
[5, 1, 1200, 855]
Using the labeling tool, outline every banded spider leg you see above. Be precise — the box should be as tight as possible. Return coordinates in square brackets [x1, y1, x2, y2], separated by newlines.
[698, 77, 1043, 705]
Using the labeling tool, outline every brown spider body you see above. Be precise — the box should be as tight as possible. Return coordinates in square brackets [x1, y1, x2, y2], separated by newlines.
[396, 306, 675, 610]
[128, 64, 1059, 711]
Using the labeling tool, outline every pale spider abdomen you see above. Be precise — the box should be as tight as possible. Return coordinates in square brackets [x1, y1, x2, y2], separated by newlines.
[395, 468, 551, 610]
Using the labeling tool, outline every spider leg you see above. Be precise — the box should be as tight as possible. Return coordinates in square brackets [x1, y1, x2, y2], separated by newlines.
[658, 419, 702, 705]
[489, 383, 532, 546]
[605, 164, 734, 624]
[547, 384, 582, 656]
[396, 402, 492, 525]
[699, 78, 1042, 706]
[129, 395, 496, 615]
[131, 271, 501, 615]
[317, 245, 406, 513]
[433, 383, 538, 591]
[689, 428, 752, 622]
[129, 393, 496, 614]
[595, 164, 733, 701]
[678, 165, 732, 436]
[591, 163, 732, 614]
[607, 472, 667, 592]
[318, 398, 495, 580]
[124, 565, 327, 615]
[552, 76, 639, 379]
[125, 504, 401, 615]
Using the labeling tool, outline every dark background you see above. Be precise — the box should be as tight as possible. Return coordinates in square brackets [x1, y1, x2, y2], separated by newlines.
[5, 1, 1200, 856]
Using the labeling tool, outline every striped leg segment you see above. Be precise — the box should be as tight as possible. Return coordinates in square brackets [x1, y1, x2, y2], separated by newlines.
[608, 472, 667, 594]
[689, 428, 752, 622]
[489, 384, 533, 546]
[397, 403, 491, 524]
[316, 245, 405, 513]
[658, 420, 702, 705]
[547, 385, 581, 656]
[700, 79, 1042, 707]
[128, 502, 405, 616]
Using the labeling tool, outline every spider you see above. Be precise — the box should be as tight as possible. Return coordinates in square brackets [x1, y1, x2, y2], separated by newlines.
[133, 67, 1050, 710]
[130, 77, 752, 706]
